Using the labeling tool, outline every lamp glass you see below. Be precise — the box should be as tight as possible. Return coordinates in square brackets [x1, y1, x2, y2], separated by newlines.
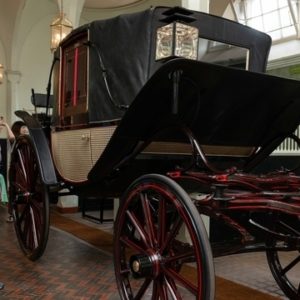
[156, 22, 199, 61]
[156, 23, 173, 60]
[0, 64, 3, 84]
[175, 23, 198, 60]
[50, 13, 73, 52]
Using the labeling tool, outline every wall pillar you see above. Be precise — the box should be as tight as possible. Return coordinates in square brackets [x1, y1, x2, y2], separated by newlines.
[6, 70, 21, 124]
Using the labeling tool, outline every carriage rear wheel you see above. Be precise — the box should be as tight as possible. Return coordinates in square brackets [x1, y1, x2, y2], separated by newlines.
[114, 174, 215, 300]
[9, 135, 49, 261]
[266, 218, 300, 300]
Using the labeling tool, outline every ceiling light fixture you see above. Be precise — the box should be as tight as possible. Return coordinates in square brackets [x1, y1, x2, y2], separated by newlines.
[0, 64, 4, 84]
[50, 0, 73, 52]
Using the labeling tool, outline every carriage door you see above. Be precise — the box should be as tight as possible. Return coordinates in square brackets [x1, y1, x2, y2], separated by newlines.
[60, 32, 88, 127]
[51, 31, 92, 182]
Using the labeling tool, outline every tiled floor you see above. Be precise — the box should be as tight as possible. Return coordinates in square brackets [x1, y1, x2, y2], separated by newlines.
[0, 206, 119, 299]
[0, 204, 294, 299]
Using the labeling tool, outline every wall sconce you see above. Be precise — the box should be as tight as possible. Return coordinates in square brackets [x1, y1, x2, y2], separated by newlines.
[0, 64, 4, 84]
[50, 0, 73, 52]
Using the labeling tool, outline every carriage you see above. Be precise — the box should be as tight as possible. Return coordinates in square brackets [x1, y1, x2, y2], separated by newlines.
[8, 6, 300, 299]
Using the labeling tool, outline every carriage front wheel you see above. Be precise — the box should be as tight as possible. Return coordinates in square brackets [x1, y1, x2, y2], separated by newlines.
[9, 135, 49, 261]
[114, 174, 215, 299]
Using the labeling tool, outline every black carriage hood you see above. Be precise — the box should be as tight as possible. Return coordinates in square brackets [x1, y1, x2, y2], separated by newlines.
[88, 58, 300, 182]
[79, 6, 271, 123]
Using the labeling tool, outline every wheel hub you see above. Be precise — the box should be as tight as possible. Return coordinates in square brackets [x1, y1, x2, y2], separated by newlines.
[129, 253, 161, 278]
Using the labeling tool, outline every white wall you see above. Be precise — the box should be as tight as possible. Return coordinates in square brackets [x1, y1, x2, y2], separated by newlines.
[18, 15, 54, 113]
[7, 0, 56, 122]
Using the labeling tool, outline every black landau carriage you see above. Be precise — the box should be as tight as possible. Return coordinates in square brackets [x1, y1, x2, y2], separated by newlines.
[8, 6, 300, 299]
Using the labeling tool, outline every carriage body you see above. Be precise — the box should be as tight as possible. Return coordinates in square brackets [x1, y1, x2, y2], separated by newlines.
[8, 6, 300, 299]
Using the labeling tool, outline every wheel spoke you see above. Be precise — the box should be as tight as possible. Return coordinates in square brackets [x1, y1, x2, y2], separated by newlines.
[120, 235, 148, 255]
[17, 149, 27, 182]
[158, 195, 166, 248]
[141, 193, 157, 248]
[125, 210, 151, 249]
[29, 206, 39, 249]
[16, 202, 30, 224]
[159, 279, 168, 300]
[281, 254, 300, 275]
[151, 281, 159, 300]
[134, 278, 152, 299]
[160, 217, 183, 253]
[164, 266, 198, 295]
[165, 275, 183, 300]
[165, 250, 195, 264]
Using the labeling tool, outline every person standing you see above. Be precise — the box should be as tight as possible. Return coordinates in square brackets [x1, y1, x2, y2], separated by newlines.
[0, 117, 28, 221]
[0, 117, 12, 221]
[0, 117, 15, 144]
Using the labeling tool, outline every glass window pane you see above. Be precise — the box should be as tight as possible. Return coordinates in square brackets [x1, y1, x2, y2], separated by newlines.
[264, 11, 280, 32]
[280, 7, 293, 27]
[261, 0, 278, 13]
[231, 0, 297, 42]
[269, 29, 282, 40]
[245, 0, 261, 18]
[248, 16, 264, 31]
[282, 25, 297, 37]
[278, 0, 288, 8]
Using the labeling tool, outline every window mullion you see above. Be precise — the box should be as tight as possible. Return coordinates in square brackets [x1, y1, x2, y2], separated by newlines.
[287, 0, 299, 37]
[229, 0, 239, 22]
[242, 0, 248, 26]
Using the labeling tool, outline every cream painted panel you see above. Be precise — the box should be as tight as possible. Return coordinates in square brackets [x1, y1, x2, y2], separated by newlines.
[51, 129, 92, 182]
[90, 126, 117, 165]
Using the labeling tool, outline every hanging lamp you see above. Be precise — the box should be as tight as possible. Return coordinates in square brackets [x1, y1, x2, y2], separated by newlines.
[50, 0, 73, 52]
[0, 64, 4, 84]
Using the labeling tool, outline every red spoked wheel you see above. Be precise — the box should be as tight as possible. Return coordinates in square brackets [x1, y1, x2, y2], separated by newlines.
[267, 249, 300, 300]
[9, 135, 49, 261]
[114, 174, 215, 300]
[266, 217, 300, 300]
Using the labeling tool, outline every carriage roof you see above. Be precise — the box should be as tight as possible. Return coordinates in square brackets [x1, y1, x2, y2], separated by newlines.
[59, 6, 271, 123]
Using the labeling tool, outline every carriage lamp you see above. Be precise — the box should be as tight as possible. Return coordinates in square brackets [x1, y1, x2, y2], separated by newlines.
[155, 22, 199, 61]
[0, 64, 4, 84]
[50, 12, 73, 52]
[50, 0, 73, 52]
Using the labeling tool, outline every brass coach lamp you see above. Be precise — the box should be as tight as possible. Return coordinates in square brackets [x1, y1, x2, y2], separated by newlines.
[50, 0, 73, 52]
[155, 20, 199, 61]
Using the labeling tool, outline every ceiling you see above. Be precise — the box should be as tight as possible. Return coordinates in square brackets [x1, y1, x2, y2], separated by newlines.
[84, 0, 144, 9]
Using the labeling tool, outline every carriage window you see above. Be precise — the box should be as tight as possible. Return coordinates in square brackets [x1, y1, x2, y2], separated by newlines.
[61, 35, 88, 126]
[198, 38, 249, 70]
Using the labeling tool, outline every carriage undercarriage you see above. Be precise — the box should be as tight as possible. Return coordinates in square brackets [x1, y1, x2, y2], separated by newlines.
[8, 129, 300, 299]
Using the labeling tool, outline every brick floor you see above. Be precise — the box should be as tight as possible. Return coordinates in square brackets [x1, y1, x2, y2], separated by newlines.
[0, 206, 118, 299]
